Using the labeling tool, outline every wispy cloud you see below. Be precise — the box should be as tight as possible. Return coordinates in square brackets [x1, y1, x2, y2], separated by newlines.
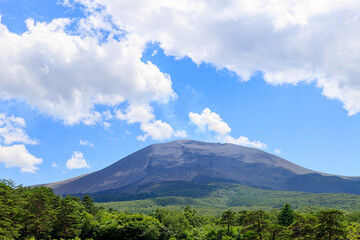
[80, 139, 94, 147]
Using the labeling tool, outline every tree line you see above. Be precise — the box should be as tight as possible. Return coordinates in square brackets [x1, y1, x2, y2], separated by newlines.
[1, 179, 360, 239]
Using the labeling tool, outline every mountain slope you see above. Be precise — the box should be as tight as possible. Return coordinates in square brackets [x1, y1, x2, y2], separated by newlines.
[46, 140, 360, 195]
[96, 182, 360, 215]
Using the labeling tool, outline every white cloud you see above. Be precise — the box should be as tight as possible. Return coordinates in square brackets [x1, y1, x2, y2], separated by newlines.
[0, 17, 175, 125]
[0, 113, 42, 173]
[174, 130, 187, 138]
[138, 120, 187, 141]
[0, 144, 42, 173]
[152, 50, 158, 57]
[116, 103, 186, 141]
[223, 135, 267, 149]
[79, 139, 94, 147]
[102, 110, 113, 120]
[77, 0, 360, 115]
[0, 15, 188, 141]
[52, 162, 58, 168]
[66, 151, 90, 169]
[0, 113, 38, 145]
[189, 108, 266, 149]
[189, 108, 231, 135]
[116, 104, 155, 124]
[103, 122, 112, 129]
[274, 149, 282, 154]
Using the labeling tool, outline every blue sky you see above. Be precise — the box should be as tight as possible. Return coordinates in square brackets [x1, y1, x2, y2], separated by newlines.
[1, 0, 360, 186]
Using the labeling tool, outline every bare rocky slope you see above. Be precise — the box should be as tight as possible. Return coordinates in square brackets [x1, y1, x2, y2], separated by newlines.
[46, 140, 360, 195]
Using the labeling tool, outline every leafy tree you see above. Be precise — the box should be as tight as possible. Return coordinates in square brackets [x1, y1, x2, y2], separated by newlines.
[0, 180, 22, 239]
[119, 216, 170, 240]
[95, 210, 170, 240]
[205, 226, 228, 240]
[290, 213, 317, 239]
[52, 195, 83, 239]
[220, 209, 236, 235]
[278, 203, 295, 227]
[80, 211, 98, 239]
[21, 186, 59, 240]
[315, 209, 347, 240]
[268, 224, 290, 240]
[243, 210, 270, 240]
[82, 194, 97, 215]
[154, 208, 190, 237]
[236, 210, 248, 226]
[346, 211, 360, 223]
[184, 205, 201, 227]
[347, 222, 360, 240]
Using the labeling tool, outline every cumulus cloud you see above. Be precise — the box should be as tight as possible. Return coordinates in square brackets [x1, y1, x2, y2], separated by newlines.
[116, 103, 187, 141]
[189, 108, 231, 135]
[189, 108, 266, 149]
[0, 113, 38, 145]
[0, 14, 187, 141]
[0, 17, 175, 125]
[79, 139, 94, 147]
[116, 104, 155, 124]
[66, 151, 90, 169]
[137, 120, 174, 141]
[274, 149, 282, 154]
[137, 120, 187, 141]
[0, 144, 42, 173]
[0, 113, 42, 173]
[77, 0, 360, 115]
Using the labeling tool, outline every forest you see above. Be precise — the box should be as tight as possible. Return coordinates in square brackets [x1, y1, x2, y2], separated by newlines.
[95, 182, 360, 215]
[2, 179, 360, 240]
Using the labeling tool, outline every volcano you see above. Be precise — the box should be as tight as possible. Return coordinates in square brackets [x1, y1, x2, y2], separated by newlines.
[45, 140, 360, 196]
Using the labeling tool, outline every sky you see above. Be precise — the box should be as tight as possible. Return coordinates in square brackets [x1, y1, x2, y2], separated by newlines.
[1, 0, 360, 186]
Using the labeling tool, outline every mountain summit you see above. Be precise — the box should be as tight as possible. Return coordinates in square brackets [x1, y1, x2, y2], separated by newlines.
[46, 140, 360, 195]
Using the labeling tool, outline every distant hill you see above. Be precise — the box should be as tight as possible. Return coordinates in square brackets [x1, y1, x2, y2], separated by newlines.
[45, 140, 360, 196]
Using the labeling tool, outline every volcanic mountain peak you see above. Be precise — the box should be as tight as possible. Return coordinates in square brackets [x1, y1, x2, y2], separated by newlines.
[147, 140, 314, 174]
[45, 140, 360, 196]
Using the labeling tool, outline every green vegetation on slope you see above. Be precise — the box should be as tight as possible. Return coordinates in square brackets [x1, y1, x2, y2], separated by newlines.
[96, 182, 360, 215]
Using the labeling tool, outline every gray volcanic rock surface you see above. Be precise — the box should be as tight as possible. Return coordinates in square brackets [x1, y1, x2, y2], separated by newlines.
[47, 140, 360, 195]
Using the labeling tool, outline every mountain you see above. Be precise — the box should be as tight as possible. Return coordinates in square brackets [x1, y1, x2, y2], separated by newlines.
[45, 140, 360, 196]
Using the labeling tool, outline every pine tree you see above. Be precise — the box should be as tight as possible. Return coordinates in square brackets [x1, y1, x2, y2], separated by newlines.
[220, 209, 235, 235]
[278, 203, 295, 227]
[243, 210, 270, 240]
[236, 210, 248, 226]
[316, 209, 347, 240]
[290, 213, 317, 239]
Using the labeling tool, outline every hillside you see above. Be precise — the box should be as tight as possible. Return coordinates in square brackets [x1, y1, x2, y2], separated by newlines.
[96, 182, 360, 215]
